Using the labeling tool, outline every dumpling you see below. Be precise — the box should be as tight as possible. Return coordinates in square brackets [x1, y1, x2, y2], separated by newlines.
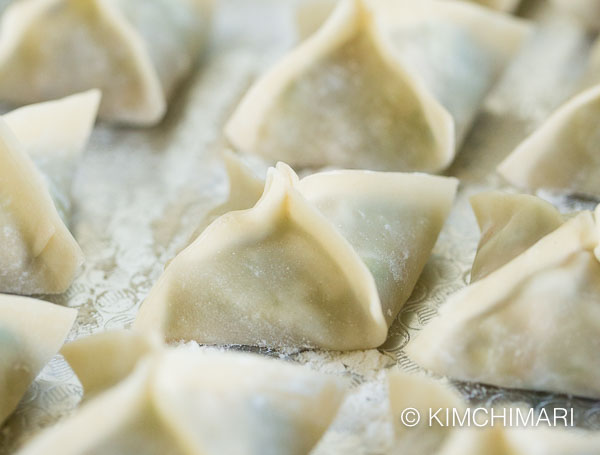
[469, 191, 564, 282]
[226, 0, 529, 173]
[498, 84, 600, 197]
[437, 426, 600, 455]
[21, 334, 347, 455]
[406, 196, 600, 398]
[388, 372, 600, 455]
[0, 90, 99, 295]
[0, 0, 212, 126]
[550, 0, 600, 30]
[234, 0, 529, 172]
[388, 372, 465, 455]
[135, 160, 458, 350]
[0, 294, 76, 426]
[498, 37, 600, 197]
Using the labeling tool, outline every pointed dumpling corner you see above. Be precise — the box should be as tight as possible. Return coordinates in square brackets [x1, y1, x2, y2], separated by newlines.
[0, 294, 76, 425]
[61, 330, 161, 401]
[469, 191, 564, 282]
[0, 0, 212, 125]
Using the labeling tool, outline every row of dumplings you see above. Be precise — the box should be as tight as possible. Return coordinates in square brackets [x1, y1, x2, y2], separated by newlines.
[2, 0, 600, 452]
[5, 324, 600, 454]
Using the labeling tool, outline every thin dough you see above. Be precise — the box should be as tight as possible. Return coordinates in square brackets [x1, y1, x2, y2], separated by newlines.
[0, 294, 76, 426]
[498, 84, 600, 197]
[499, 37, 600, 196]
[21, 336, 347, 455]
[469, 192, 564, 282]
[135, 160, 457, 350]
[551, 0, 600, 30]
[227, 0, 529, 172]
[0, 0, 212, 126]
[296, 0, 522, 42]
[0, 90, 99, 295]
[407, 206, 600, 398]
[388, 372, 465, 455]
[388, 372, 600, 455]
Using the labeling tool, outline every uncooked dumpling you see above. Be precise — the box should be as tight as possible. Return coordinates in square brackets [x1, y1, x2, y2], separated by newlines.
[20, 338, 347, 455]
[407, 205, 600, 398]
[0, 294, 76, 426]
[469, 192, 564, 282]
[550, 0, 600, 30]
[498, 36, 600, 197]
[437, 426, 600, 455]
[226, 0, 529, 172]
[388, 372, 600, 455]
[135, 161, 457, 350]
[388, 372, 465, 455]
[0, 90, 99, 295]
[498, 84, 600, 197]
[0, 0, 212, 126]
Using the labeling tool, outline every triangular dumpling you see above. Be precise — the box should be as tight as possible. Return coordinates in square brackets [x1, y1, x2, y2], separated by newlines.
[498, 84, 600, 197]
[0, 0, 212, 126]
[498, 36, 600, 197]
[20, 337, 347, 455]
[226, 0, 529, 172]
[0, 91, 99, 295]
[469, 191, 564, 282]
[407, 205, 600, 398]
[388, 372, 600, 455]
[135, 161, 457, 350]
[0, 294, 76, 425]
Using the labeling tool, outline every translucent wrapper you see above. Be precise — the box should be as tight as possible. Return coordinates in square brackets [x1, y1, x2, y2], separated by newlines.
[2, 0, 600, 453]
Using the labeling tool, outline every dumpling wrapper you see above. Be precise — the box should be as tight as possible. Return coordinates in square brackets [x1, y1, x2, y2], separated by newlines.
[407, 208, 600, 398]
[388, 372, 465, 455]
[296, 0, 523, 42]
[437, 426, 600, 455]
[226, 0, 529, 172]
[20, 345, 346, 455]
[0, 0, 212, 126]
[135, 160, 457, 350]
[0, 90, 99, 295]
[550, 0, 600, 30]
[469, 192, 564, 282]
[498, 35, 600, 197]
[388, 371, 600, 455]
[61, 330, 162, 401]
[0, 294, 76, 426]
[498, 84, 600, 197]
[467, 0, 521, 12]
